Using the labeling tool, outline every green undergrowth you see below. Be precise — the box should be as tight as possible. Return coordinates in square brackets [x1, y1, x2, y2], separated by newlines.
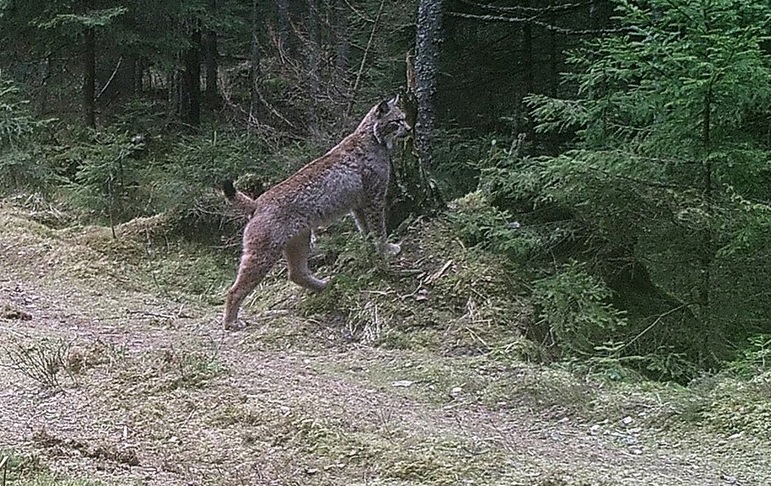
[297, 215, 532, 360]
[2, 195, 771, 441]
[211, 399, 510, 485]
[0, 449, 102, 486]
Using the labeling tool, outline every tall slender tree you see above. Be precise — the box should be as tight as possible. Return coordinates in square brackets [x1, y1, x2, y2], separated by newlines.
[203, 0, 219, 106]
[249, 0, 261, 122]
[179, 21, 202, 126]
[83, 1, 96, 128]
[414, 0, 443, 169]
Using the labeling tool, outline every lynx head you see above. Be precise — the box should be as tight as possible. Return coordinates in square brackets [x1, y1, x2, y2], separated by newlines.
[372, 95, 411, 149]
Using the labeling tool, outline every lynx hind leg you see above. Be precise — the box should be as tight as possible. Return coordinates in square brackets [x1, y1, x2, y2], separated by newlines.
[284, 229, 329, 292]
[223, 233, 282, 330]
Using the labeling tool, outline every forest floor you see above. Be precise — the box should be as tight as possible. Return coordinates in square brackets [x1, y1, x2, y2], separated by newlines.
[1, 199, 770, 486]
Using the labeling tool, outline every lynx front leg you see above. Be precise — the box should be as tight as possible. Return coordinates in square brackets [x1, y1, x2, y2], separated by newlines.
[358, 198, 401, 257]
[351, 209, 370, 233]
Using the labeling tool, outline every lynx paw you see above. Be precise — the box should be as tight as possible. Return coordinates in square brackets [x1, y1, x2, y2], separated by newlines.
[224, 319, 248, 331]
[381, 242, 401, 257]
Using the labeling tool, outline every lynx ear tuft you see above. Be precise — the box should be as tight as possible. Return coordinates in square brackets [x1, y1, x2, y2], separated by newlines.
[376, 99, 390, 117]
[392, 93, 401, 106]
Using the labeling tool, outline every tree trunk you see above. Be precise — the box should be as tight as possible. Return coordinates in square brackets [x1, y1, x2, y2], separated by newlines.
[276, 0, 291, 59]
[83, 26, 96, 128]
[590, 0, 614, 30]
[180, 23, 202, 126]
[334, 0, 349, 72]
[522, 0, 533, 96]
[414, 0, 443, 169]
[699, 85, 714, 360]
[249, 0, 261, 122]
[548, 13, 558, 98]
[203, 0, 219, 107]
[306, 0, 321, 136]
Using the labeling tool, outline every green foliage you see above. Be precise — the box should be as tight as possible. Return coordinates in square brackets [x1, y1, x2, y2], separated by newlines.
[143, 130, 280, 237]
[161, 345, 226, 390]
[0, 74, 56, 190]
[532, 262, 627, 357]
[60, 130, 147, 223]
[34, 6, 128, 31]
[0, 449, 46, 483]
[508, 0, 771, 374]
[161, 130, 275, 189]
[697, 372, 771, 435]
[447, 191, 532, 258]
[297, 229, 385, 319]
[150, 248, 234, 301]
[0, 76, 40, 146]
[729, 335, 771, 378]
[430, 129, 493, 198]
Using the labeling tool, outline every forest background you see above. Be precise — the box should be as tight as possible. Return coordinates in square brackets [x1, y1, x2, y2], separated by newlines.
[1, 0, 771, 384]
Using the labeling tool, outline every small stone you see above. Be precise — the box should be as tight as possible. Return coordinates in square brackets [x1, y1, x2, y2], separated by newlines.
[391, 380, 414, 388]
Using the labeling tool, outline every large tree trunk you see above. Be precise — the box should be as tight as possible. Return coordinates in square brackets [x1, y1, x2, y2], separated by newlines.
[83, 26, 96, 128]
[590, 0, 614, 30]
[522, 0, 533, 96]
[203, 0, 219, 107]
[306, 0, 321, 137]
[334, 0, 349, 72]
[699, 86, 715, 361]
[276, 0, 291, 59]
[179, 23, 202, 126]
[249, 0, 261, 122]
[414, 0, 442, 169]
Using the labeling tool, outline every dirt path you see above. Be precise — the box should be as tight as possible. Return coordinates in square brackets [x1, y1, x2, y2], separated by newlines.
[1, 273, 769, 486]
[0, 205, 769, 485]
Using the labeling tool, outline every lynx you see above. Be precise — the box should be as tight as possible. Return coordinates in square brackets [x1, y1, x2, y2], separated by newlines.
[222, 96, 411, 330]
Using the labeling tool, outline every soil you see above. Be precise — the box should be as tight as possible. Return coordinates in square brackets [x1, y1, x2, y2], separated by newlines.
[1, 206, 769, 486]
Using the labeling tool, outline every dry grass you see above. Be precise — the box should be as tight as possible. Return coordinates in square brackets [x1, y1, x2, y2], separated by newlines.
[1, 198, 771, 485]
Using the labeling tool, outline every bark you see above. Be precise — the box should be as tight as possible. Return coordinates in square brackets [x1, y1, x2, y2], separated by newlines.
[306, 0, 321, 136]
[276, 0, 291, 57]
[699, 85, 714, 358]
[179, 23, 202, 126]
[334, 0, 349, 72]
[590, 0, 614, 30]
[83, 26, 96, 128]
[203, 0, 219, 106]
[522, 0, 533, 96]
[250, 0, 261, 121]
[414, 0, 443, 169]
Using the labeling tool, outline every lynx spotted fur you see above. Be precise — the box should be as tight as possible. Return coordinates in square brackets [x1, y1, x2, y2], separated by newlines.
[222, 96, 410, 330]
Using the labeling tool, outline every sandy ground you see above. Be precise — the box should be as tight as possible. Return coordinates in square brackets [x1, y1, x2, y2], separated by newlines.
[1, 209, 770, 485]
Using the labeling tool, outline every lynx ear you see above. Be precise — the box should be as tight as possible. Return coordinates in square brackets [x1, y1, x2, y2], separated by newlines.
[392, 94, 401, 106]
[376, 99, 390, 117]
